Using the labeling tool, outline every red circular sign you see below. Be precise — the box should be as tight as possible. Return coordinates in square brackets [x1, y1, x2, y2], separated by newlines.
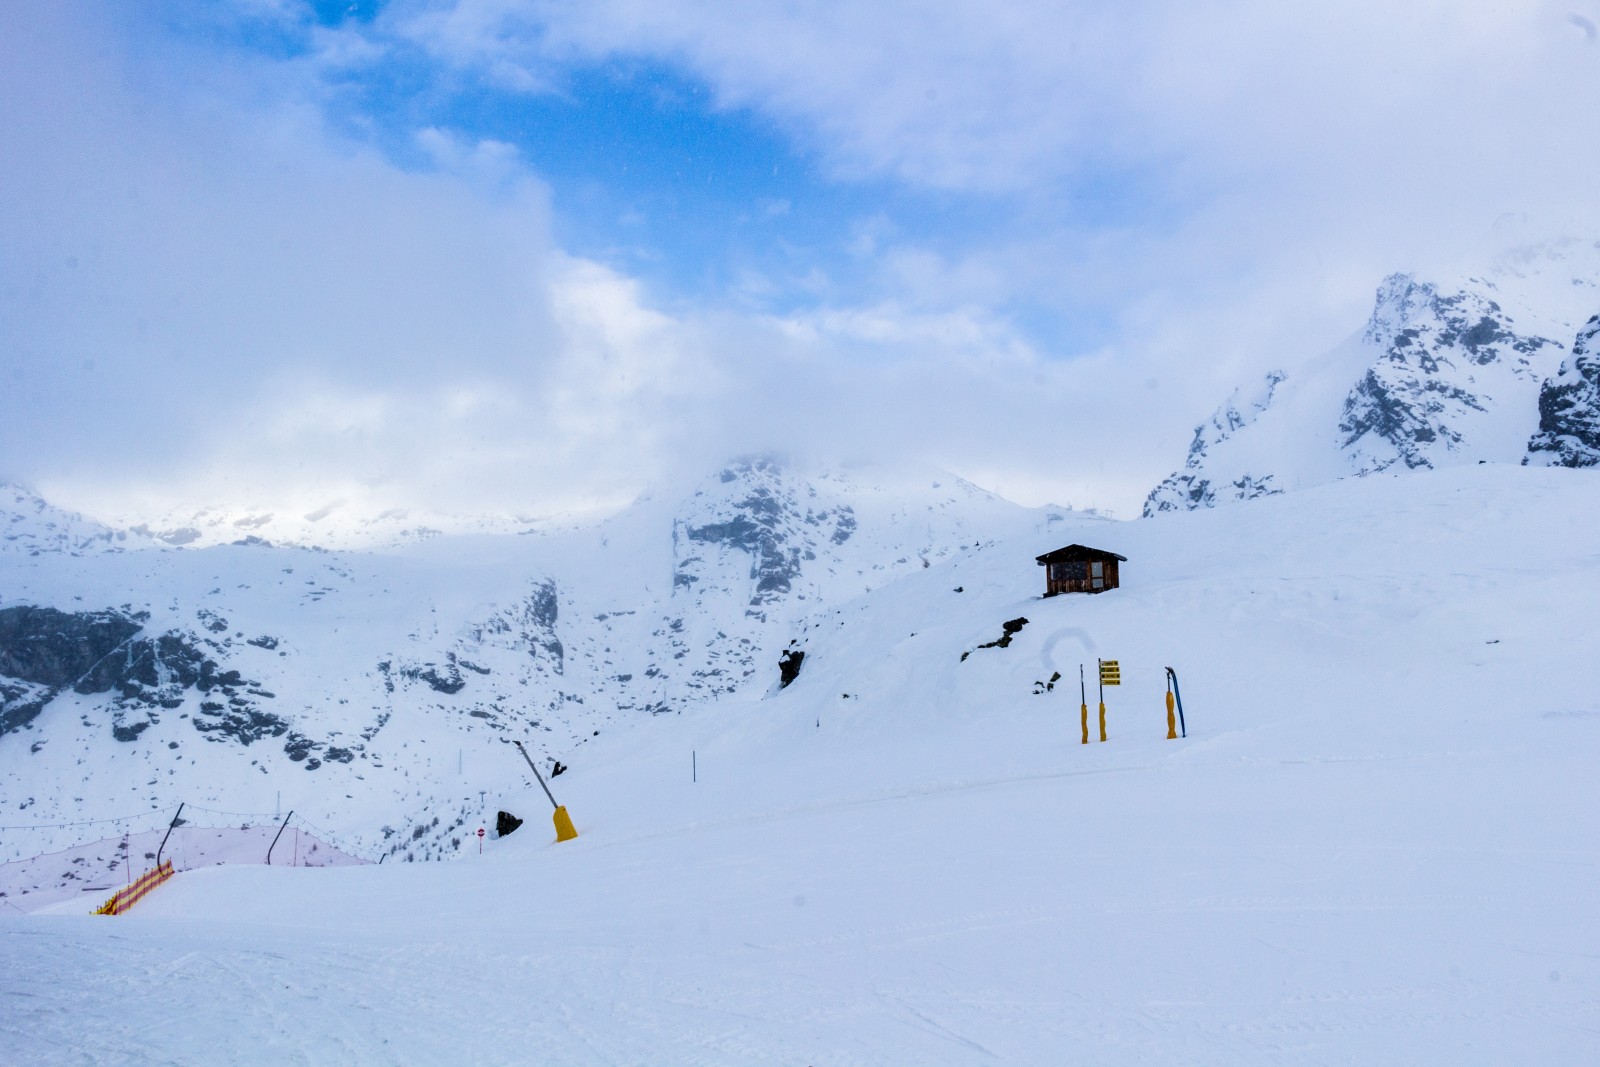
[477, 828, 485, 837]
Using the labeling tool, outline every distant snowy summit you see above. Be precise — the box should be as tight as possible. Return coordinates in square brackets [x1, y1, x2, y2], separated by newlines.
[0, 482, 154, 556]
[1145, 239, 1600, 516]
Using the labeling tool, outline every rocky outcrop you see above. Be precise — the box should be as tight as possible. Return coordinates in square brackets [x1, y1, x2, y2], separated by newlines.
[1144, 373, 1286, 516]
[1145, 264, 1571, 515]
[1338, 275, 1557, 473]
[0, 605, 289, 746]
[1525, 315, 1600, 468]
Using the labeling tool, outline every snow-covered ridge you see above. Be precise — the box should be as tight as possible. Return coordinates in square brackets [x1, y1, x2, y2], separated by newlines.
[1144, 240, 1599, 516]
[0, 483, 153, 556]
[0, 458, 1072, 862]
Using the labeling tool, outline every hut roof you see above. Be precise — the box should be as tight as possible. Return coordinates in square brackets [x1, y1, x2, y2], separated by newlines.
[1034, 544, 1128, 565]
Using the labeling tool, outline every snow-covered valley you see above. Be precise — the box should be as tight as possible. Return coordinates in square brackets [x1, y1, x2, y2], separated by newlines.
[3, 461, 1597, 1062]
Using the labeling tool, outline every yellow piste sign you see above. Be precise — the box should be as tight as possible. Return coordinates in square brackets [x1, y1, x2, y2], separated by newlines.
[1098, 660, 1121, 686]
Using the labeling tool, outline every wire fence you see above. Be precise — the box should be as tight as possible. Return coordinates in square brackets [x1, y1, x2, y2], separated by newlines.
[0, 805, 380, 915]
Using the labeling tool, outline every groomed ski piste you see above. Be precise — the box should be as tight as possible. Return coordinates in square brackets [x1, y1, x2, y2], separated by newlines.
[3, 464, 1598, 1064]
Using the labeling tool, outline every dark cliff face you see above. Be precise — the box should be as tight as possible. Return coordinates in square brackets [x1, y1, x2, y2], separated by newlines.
[0, 605, 291, 747]
[0, 606, 143, 690]
[1525, 315, 1600, 468]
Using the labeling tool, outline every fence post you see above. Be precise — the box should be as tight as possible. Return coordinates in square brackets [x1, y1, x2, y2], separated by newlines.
[156, 803, 185, 869]
[266, 811, 294, 865]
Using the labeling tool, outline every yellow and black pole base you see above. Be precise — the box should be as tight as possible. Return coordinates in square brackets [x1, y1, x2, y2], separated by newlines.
[514, 740, 579, 843]
[1166, 687, 1178, 740]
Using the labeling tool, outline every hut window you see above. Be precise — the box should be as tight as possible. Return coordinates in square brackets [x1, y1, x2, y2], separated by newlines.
[1052, 561, 1087, 580]
[1090, 561, 1104, 589]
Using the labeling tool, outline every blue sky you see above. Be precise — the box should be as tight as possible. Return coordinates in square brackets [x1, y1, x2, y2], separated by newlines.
[158, 0, 1166, 347]
[3, 1, 1599, 518]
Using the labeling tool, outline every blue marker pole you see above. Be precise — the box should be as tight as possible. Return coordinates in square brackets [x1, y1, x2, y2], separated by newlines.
[1166, 667, 1187, 738]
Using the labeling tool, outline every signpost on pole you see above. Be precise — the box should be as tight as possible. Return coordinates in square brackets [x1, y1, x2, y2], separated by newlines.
[1097, 659, 1120, 742]
[477, 827, 485, 854]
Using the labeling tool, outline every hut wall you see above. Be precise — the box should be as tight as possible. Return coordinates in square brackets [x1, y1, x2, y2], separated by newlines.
[1044, 558, 1119, 596]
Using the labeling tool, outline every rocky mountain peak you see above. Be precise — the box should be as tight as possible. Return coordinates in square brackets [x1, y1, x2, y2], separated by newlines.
[1144, 247, 1583, 515]
[1143, 372, 1287, 516]
[1525, 314, 1600, 468]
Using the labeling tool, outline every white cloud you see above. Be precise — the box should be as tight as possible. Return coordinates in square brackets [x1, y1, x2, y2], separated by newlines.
[376, 1, 1600, 488]
[11, 1, 1600, 527]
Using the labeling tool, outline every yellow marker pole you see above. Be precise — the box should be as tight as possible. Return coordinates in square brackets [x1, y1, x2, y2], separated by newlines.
[1099, 702, 1107, 742]
[1078, 665, 1089, 745]
[1166, 689, 1178, 740]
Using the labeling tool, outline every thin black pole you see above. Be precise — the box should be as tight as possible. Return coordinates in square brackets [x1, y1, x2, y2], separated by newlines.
[692, 750, 696, 783]
[156, 803, 185, 869]
[266, 810, 294, 865]
[1168, 667, 1187, 738]
[513, 740, 560, 811]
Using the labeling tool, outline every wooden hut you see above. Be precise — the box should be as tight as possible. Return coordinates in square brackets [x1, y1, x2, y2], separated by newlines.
[1035, 544, 1126, 596]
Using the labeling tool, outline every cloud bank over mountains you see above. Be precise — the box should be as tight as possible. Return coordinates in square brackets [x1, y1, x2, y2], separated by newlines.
[4, 1, 1599, 523]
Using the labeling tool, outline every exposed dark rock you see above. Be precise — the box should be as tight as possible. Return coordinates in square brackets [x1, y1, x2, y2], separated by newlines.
[0, 606, 286, 742]
[192, 703, 289, 745]
[417, 666, 464, 694]
[246, 635, 280, 650]
[963, 617, 1030, 660]
[112, 722, 149, 742]
[495, 810, 524, 837]
[778, 648, 806, 688]
[0, 606, 142, 689]
[1146, 472, 1280, 515]
[830, 506, 857, 545]
[1526, 315, 1600, 467]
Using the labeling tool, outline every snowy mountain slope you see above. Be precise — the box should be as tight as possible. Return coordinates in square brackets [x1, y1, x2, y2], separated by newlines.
[6, 462, 1597, 1063]
[1145, 239, 1600, 514]
[0, 459, 1069, 864]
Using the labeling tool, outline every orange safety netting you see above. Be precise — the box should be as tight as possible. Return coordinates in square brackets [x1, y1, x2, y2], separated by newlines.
[93, 860, 174, 915]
